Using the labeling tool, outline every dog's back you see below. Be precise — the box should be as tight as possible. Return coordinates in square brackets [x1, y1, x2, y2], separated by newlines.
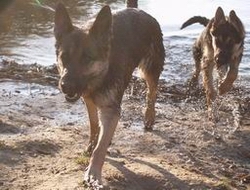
[109, 8, 165, 87]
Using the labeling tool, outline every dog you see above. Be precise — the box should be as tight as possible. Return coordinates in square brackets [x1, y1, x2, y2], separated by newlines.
[54, 0, 165, 187]
[181, 7, 245, 118]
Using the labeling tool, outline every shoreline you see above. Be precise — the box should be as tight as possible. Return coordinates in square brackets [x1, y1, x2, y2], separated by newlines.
[0, 59, 250, 190]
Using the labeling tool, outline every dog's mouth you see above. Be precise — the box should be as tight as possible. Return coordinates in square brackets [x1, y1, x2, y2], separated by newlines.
[65, 93, 81, 103]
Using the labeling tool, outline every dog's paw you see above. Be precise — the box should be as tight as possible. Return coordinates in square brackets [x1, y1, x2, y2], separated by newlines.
[83, 167, 103, 190]
[83, 173, 103, 190]
[144, 119, 154, 131]
[144, 109, 155, 131]
[208, 99, 220, 123]
[188, 77, 199, 89]
[208, 110, 219, 123]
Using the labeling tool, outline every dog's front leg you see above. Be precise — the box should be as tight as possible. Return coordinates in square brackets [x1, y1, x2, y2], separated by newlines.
[83, 97, 99, 154]
[84, 105, 120, 187]
[202, 59, 216, 115]
[218, 63, 239, 95]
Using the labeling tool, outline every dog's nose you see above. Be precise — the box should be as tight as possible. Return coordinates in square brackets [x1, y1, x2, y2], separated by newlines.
[60, 80, 66, 89]
[215, 54, 226, 65]
[215, 56, 220, 64]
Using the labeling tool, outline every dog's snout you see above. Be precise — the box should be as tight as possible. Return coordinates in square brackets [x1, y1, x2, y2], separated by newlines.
[60, 80, 67, 90]
[215, 55, 220, 63]
[59, 72, 77, 93]
[60, 79, 71, 93]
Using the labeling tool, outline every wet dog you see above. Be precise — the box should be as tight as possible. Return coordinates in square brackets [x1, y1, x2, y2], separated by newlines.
[54, 0, 165, 187]
[181, 7, 245, 117]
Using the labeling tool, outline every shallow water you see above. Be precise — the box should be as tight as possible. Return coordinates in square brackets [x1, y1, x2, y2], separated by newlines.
[0, 0, 249, 84]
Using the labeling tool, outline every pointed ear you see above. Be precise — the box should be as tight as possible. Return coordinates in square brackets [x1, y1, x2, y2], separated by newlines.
[54, 2, 73, 40]
[214, 7, 226, 26]
[229, 10, 245, 38]
[229, 10, 238, 20]
[89, 6, 112, 44]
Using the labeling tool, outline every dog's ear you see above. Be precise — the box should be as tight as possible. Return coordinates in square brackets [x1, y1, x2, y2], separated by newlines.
[54, 2, 73, 41]
[229, 10, 245, 39]
[89, 6, 112, 46]
[214, 7, 226, 26]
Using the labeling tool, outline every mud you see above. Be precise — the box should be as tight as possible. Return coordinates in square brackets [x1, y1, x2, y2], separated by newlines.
[0, 60, 250, 190]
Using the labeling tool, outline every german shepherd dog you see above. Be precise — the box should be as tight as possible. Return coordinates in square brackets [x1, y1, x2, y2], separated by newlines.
[54, 0, 165, 187]
[181, 7, 245, 118]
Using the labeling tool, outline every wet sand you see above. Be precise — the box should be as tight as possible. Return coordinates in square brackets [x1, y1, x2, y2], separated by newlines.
[0, 60, 250, 190]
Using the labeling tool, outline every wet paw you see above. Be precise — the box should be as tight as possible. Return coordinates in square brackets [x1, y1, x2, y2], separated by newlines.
[83, 166, 103, 190]
[144, 124, 153, 131]
[83, 173, 103, 190]
[188, 77, 199, 89]
[144, 108, 155, 130]
[208, 102, 220, 123]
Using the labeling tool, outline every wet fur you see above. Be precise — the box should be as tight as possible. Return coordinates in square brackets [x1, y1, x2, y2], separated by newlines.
[181, 7, 245, 116]
[54, 1, 165, 187]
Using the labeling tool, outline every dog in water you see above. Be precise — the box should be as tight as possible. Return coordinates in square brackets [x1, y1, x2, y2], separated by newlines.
[181, 7, 245, 118]
[54, 0, 165, 187]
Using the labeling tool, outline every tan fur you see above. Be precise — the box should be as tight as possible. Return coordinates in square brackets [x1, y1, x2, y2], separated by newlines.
[54, 1, 165, 187]
[182, 7, 245, 118]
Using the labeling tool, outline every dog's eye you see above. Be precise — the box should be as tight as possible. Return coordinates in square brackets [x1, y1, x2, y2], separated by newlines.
[82, 52, 94, 64]
[211, 30, 217, 37]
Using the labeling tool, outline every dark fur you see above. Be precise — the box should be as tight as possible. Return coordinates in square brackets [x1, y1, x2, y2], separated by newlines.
[127, 0, 138, 8]
[180, 16, 209, 29]
[181, 7, 245, 117]
[54, 1, 165, 187]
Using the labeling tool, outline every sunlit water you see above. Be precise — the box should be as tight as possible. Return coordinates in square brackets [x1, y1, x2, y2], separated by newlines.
[0, 0, 249, 85]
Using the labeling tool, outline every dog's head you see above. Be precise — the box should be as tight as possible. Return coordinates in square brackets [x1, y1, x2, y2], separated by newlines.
[210, 7, 245, 68]
[54, 3, 112, 102]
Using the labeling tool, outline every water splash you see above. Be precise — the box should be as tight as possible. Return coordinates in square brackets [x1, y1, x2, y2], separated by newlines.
[232, 99, 242, 132]
[209, 93, 243, 139]
[210, 95, 223, 123]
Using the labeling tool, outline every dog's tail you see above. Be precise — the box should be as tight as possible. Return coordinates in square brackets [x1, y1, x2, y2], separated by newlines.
[180, 16, 210, 29]
[126, 0, 138, 8]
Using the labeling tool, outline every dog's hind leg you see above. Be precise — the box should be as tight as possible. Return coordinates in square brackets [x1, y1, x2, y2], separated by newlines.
[143, 73, 158, 130]
[189, 43, 202, 88]
[140, 58, 164, 130]
[140, 37, 164, 130]
[83, 97, 99, 154]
